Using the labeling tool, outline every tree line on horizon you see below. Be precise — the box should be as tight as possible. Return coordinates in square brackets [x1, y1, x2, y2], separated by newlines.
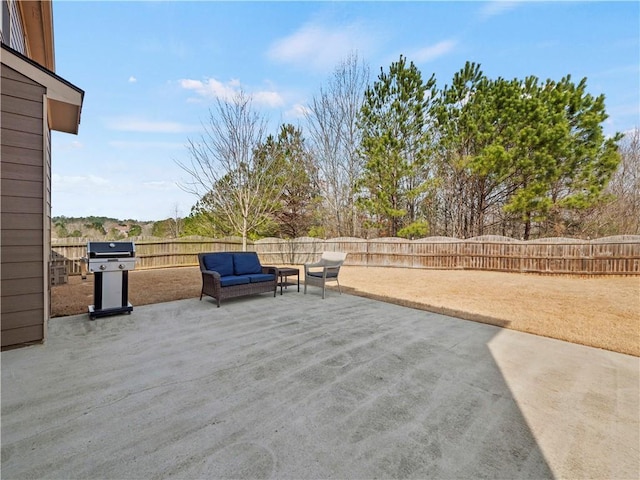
[55, 55, 640, 244]
[175, 54, 638, 247]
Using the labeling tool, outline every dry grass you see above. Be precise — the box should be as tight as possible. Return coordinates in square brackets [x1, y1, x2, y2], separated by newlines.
[52, 266, 640, 357]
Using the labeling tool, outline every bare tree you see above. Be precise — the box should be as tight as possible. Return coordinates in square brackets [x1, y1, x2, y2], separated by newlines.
[176, 91, 285, 250]
[581, 128, 640, 236]
[614, 128, 640, 233]
[168, 202, 183, 238]
[305, 52, 369, 237]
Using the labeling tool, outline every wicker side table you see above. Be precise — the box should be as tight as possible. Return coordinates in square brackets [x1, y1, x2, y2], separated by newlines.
[278, 267, 300, 295]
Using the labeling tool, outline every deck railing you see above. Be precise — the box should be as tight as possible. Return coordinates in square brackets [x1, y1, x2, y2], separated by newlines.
[51, 235, 640, 276]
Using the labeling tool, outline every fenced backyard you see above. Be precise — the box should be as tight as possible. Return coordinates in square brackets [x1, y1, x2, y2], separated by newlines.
[52, 235, 640, 276]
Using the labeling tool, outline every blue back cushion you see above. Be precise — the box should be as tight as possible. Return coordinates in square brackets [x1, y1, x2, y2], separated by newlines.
[233, 252, 263, 275]
[203, 253, 234, 277]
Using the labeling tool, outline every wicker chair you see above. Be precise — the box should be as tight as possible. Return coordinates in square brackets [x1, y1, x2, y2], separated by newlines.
[304, 252, 347, 299]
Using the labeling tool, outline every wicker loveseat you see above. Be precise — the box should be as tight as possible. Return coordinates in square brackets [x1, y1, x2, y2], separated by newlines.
[198, 252, 278, 307]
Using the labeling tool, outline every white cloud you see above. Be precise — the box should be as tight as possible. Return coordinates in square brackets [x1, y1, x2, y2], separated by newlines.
[179, 78, 284, 108]
[253, 90, 286, 108]
[105, 117, 200, 133]
[128, 76, 137, 83]
[180, 78, 237, 102]
[479, 1, 520, 20]
[268, 22, 374, 71]
[284, 103, 309, 120]
[411, 39, 457, 63]
[52, 173, 110, 192]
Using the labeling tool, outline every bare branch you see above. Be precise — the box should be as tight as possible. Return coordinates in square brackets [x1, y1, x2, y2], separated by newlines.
[175, 91, 286, 249]
[305, 52, 370, 237]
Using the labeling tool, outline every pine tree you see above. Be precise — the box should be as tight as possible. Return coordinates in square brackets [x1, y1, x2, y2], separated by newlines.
[356, 55, 436, 236]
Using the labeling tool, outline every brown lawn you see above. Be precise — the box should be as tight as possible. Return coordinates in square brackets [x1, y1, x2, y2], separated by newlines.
[51, 266, 640, 357]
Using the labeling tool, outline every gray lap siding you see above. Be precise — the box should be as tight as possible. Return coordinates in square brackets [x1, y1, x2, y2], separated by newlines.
[1, 63, 48, 347]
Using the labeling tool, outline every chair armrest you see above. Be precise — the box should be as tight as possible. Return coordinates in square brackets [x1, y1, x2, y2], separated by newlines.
[202, 270, 222, 281]
[305, 265, 341, 276]
[304, 261, 323, 268]
[261, 266, 278, 275]
[304, 261, 323, 274]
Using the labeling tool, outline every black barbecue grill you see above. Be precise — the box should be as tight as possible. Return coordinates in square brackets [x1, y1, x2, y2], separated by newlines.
[87, 241, 136, 319]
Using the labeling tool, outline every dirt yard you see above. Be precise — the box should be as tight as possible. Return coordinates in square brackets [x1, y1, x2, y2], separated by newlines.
[51, 266, 640, 357]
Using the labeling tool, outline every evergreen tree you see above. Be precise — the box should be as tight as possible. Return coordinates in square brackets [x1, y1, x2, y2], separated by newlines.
[356, 55, 436, 236]
[255, 124, 319, 238]
[433, 62, 502, 237]
[434, 63, 621, 239]
[497, 75, 621, 238]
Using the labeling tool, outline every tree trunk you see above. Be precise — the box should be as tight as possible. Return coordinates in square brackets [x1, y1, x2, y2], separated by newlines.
[523, 213, 531, 240]
[242, 216, 248, 251]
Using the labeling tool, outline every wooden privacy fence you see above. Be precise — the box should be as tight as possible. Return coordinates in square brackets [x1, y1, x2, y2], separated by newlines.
[51, 237, 246, 276]
[52, 235, 640, 276]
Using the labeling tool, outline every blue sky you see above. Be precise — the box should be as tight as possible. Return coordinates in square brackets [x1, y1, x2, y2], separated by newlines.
[51, 0, 640, 222]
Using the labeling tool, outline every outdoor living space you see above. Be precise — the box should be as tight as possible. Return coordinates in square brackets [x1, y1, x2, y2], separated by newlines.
[2, 292, 638, 479]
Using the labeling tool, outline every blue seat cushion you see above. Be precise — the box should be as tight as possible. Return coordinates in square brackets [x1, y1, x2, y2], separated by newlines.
[219, 275, 251, 287]
[247, 273, 275, 283]
[203, 253, 234, 277]
[233, 252, 263, 275]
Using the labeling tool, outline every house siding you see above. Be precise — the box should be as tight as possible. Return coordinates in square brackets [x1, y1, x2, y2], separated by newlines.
[1, 63, 47, 347]
[1, 0, 26, 54]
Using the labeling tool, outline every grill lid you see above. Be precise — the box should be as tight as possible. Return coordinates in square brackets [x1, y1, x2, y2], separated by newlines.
[87, 241, 136, 258]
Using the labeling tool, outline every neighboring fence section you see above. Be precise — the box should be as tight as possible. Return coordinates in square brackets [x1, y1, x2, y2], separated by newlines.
[51, 235, 640, 276]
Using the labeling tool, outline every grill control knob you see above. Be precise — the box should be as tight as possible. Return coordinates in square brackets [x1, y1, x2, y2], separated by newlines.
[119, 264, 125, 270]
[99, 265, 107, 271]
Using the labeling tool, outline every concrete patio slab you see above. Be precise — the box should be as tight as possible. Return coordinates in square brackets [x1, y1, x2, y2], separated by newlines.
[2, 292, 638, 479]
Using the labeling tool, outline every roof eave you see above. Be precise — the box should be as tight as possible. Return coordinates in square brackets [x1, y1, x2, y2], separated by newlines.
[2, 44, 83, 134]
